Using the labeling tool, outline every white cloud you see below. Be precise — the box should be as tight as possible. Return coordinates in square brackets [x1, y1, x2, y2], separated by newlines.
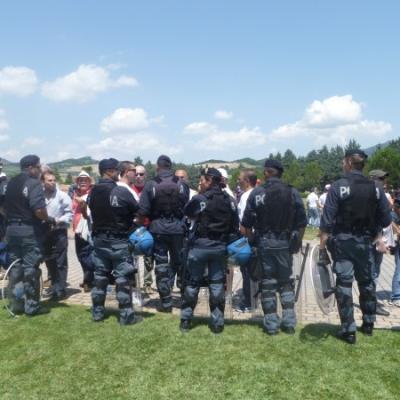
[41, 64, 138, 102]
[87, 132, 181, 160]
[22, 136, 44, 147]
[214, 110, 234, 120]
[184, 121, 267, 150]
[1, 148, 21, 161]
[0, 66, 38, 97]
[270, 95, 392, 146]
[100, 108, 150, 133]
[185, 121, 217, 135]
[0, 109, 9, 142]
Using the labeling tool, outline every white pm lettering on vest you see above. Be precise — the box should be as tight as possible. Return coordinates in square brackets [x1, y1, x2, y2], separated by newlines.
[255, 193, 265, 207]
[111, 195, 119, 207]
[339, 186, 350, 198]
[376, 187, 380, 200]
[230, 201, 236, 211]
[199, 201, 206, 212]
[22, 186, 29, 198]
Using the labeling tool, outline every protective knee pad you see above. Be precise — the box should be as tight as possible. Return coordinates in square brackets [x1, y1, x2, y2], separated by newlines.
[209, 283, 225, 310]
[336, 276, 353, 289]
[119, 262, 136, 281]
[279, 280, 295, 309]
[9, 263, 24, 283]
[155, 264, 170, 280]
[261, 279, 277, 300]
[154, 252, 169, 265]
[94, 275, 108, 290]
[115, 278, 132, 307]
[182, 285, 200, 308]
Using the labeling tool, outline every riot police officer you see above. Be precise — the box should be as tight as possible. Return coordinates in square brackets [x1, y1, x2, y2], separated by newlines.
[319, 149, 392, 344]
[3, 155, 52, 316]
[180, 168, 239, 333]
[241, 159, 307, 335]
[137, 155, 189, 312]
[88, 158, 140, 325]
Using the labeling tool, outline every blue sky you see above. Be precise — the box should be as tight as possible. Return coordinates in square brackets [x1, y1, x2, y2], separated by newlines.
[0, 1, 399, 163]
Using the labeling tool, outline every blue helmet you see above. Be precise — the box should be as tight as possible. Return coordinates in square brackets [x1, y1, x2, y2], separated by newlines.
[129, 227, 154, 256]
[227, 237, 252, 266]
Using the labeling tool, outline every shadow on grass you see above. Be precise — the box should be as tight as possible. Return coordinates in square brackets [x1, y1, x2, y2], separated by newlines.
[83, 307, 156, 323]
[299, 323, 338, 342]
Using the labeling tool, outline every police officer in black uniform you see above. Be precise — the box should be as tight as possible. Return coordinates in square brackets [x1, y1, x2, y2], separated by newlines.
[3, 155, 52, 315]
[88, 158, 140, 325]
[241, 159, 307, 335]
[138, 155, 189, 312]
[180, 168, 239, 333]
[319, 149, 392, 344]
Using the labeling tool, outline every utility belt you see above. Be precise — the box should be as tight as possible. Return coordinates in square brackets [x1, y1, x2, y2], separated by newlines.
[7, 218, 33, 226]
[257, 230, 290, 241]
[196, 232, 230, 242]
[92, 230, 128, 239]
[153, 213, 181, 221]
[334, 227, 374, 237]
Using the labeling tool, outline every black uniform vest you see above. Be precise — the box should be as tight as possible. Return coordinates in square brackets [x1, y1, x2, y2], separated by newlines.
[336, 175, 377, 234]
[151, 175, 182, 219]
[255, 180, 294, 233]
[4, 173, 35, 224]
[197, 187, 235, 240]
[90, 181, 123, 234]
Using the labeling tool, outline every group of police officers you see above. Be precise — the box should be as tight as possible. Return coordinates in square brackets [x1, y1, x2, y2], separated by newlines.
[0, 149, 392, 343]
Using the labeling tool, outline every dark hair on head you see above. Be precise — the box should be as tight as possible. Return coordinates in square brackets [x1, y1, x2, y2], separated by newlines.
[201, 171, 222, 186]
[265, 167, 282, 178]
[157, 155, 172, 170]
[242, 169, 258, 187]
[41, 169, 55, 181]
[118, 161, 135, 177]
[346, 154, 365, 170]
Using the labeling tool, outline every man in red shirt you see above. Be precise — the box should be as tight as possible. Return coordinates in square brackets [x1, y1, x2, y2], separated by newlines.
[131, 165, 155, 294]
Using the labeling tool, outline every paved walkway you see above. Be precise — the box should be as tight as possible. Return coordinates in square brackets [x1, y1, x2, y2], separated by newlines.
[5, 237, 400, 329]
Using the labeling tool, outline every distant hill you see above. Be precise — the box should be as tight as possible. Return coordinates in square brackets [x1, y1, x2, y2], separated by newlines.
[363, 140, 392, 156]
[1, 156, 99, 178]
[48, 156, 98, 170]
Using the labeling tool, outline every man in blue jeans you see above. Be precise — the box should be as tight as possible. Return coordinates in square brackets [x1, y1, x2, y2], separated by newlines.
[390, 197, 400, 305]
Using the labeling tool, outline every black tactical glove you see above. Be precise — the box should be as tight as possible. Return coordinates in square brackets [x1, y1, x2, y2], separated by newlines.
[318, 247, 331, 266]
[289, 231, 302, 254]
[47, 216, 57, 227]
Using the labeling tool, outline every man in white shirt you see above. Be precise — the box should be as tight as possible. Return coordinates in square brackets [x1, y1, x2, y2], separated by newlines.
[218, 168, 235, 200]
[236, 169, 258, 312]
[306, 187, 320, 228]
[318, 184, 331, 210]
[42, 170, 73, 300]
[175, 169, 198, 200]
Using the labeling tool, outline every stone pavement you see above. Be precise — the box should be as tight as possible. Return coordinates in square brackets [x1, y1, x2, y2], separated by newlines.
[4, 237, 400, 329]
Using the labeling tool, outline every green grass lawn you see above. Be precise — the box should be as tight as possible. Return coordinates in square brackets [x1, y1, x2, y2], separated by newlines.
[303, 226, 319, 242]
[1, 304, 400, 400]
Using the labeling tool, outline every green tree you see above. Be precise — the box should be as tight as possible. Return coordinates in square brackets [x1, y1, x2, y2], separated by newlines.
[345, 138, 361, 152]
[367, 147, 400, 188]
[134, 156, 143, 165]
[82, 165, 93, 174]
[53, 167, 61, 182]
[303, 161, 323, 191]
[282, 149, 297, 170]
[282, 160, 304, 190]
[64, 173, 73, 185]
